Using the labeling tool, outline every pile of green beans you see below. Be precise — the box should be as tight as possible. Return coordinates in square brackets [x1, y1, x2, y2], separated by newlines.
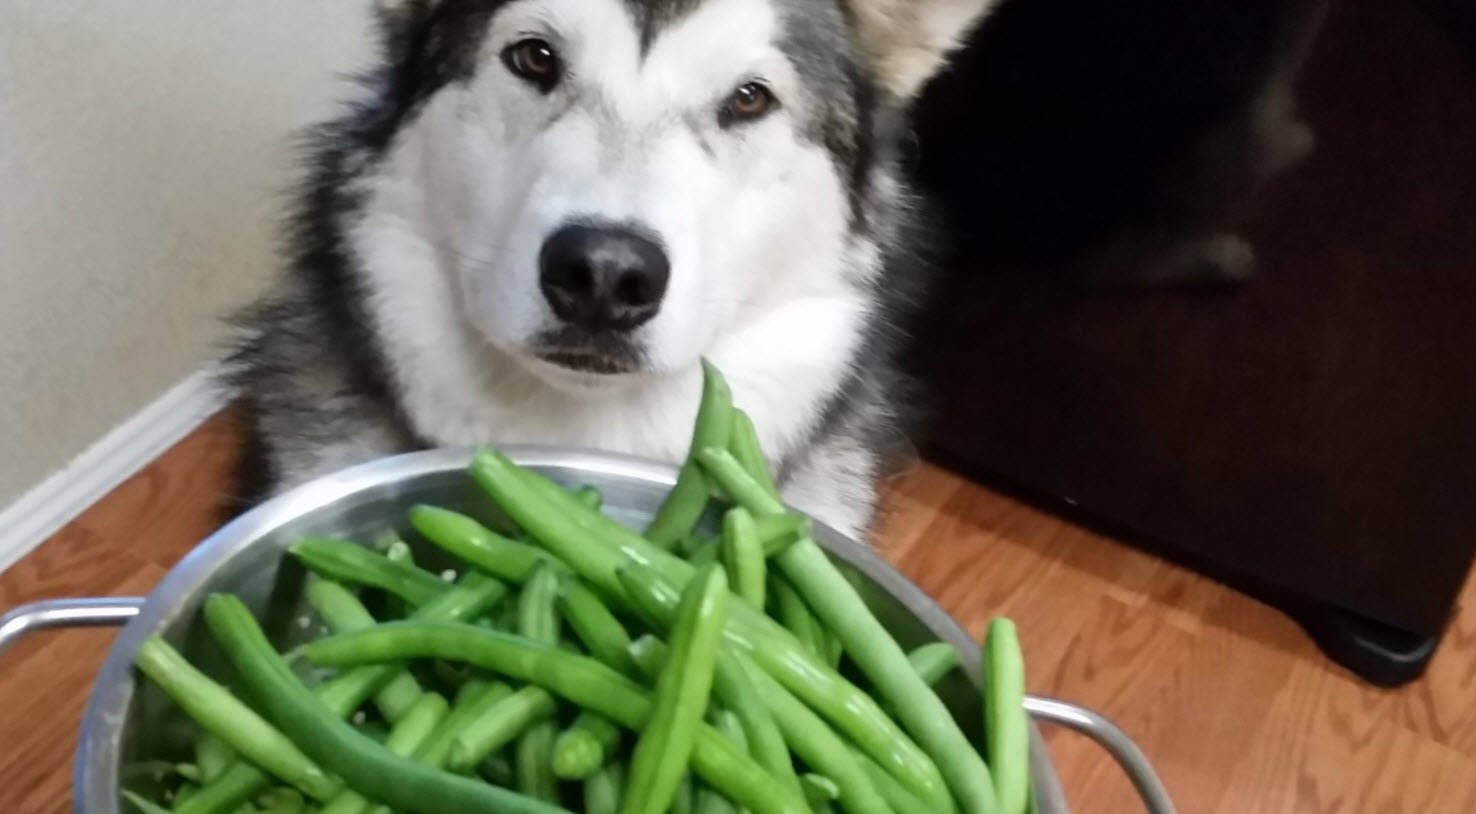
[125, 361, 1033, 814]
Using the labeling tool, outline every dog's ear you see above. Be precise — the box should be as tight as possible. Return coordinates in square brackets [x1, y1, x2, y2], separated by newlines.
[845, 0, 1001, 100]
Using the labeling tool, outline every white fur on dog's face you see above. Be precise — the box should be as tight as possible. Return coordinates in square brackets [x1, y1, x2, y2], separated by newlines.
[406, 0, 853, 381]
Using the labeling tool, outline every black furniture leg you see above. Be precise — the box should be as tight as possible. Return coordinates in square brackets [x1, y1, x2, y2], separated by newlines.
[1289, 601, 1441, 687]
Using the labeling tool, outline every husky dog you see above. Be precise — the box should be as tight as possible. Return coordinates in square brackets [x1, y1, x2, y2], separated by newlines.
[223, 0, 1003, 538]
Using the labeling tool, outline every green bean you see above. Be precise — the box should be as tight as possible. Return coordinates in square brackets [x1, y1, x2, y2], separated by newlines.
[496, 595, 521, 632]
[175, 576, 504, 814]
[166, 783, 199, 808]
[305, 580, 424, 723]
[693, 448, 780, 518]
[573, 485, 603, 510]
[772, 572, 842, 669]
[123, 790, 172, 814]
[754, 514, 809, 557]
[553, 712, 622, 780]
[291, 538, 448, 606]
[173, 763, 201, 784]
[699, 447, 983, 813]
[520, 562, 562, 648]
[690, 517, 804, 559]
[383, 692, 448, 750]
[985, 619, 1029, 814]
[694, 711, 744, 814]
[908, 642, 962, 687]
[769, 575, 827, 661]
[455, 677, 500, 705]
[409, 505, 558, 584]
[744, 660, 890, 814]
[414, 681, 514, 769]
[645, 360, 734, 547]
[728, 409, 780, 498]
[473, 450, 689, 592]
[305, 623, 808, 814]
[802, 773, 841, 806]
[671, 775, 696, 814]
[445, 685, 558, 774]
[824, 632, 844, 669]
[719, 508, 765, 608]
[383, 541, 417, 619]
[195, 736, 232, 784]
[627, 634, 663, 674]
[513, 564, 562, 801]
[204, 595, 570, 814]
[317, 574, 507, 717]
[622, 596, 798, 800]
[472, 450, 943, 808]
[585, 761, 626, 814]
[690, 539, 721, 568]
[767, 576, 838, 664]
[855, 749, 932, 813]
[368, 676, 422, 725]
[174, 790, 212, 812]
[338, 682, 517, 814]
[776, 536, 983, 812]
[133, 637, 339, 801]
[624, 632, 886, 814]
[620, 565, 728, 814]
[256, 788, 306, 814]
[557, 579, 639, 679]
[717, 655, 800, 797]
[712, 708, 747, 749]
[677, 533, 712, 557]
[318, 692, 448, 814]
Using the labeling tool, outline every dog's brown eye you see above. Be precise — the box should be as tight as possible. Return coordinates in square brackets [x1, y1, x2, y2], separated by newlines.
[721, 82, 777, 125]
[503, 39, 560, 91]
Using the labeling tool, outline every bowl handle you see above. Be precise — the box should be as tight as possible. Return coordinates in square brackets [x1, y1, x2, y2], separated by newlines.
[0, 597, 146, 659]
[1026, 694, 1178, 814]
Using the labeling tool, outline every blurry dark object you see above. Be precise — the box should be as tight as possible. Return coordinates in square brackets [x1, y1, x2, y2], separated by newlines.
[909, 0, 1476, 686]
[1434, 0, 1476, 55]
[914, 0, 1327, 287]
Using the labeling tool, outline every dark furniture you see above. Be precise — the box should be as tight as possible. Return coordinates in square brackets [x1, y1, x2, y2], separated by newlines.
[908, 0, 1476, 685]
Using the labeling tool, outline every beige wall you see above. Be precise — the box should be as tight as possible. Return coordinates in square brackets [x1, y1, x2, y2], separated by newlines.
[0, 2, 375, 504]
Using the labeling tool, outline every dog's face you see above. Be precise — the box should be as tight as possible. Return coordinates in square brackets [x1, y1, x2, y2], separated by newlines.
[425, 0, 865, 380]
[360, 0, 996, 385]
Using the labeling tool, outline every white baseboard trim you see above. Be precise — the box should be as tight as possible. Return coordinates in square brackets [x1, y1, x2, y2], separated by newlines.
[0, 367, 227, 575]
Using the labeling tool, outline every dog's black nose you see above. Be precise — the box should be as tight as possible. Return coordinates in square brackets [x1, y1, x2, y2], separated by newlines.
[539, 224, 670, 331]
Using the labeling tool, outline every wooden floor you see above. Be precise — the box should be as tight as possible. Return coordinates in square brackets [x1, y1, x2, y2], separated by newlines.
[3, 413, 1475, 813]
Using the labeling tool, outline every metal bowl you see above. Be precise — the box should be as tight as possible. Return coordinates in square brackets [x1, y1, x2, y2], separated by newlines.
[0, 447, 1175, 814]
